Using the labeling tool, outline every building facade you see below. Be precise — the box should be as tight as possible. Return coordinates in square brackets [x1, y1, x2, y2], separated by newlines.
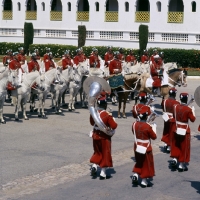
[1, 0, 200, 49]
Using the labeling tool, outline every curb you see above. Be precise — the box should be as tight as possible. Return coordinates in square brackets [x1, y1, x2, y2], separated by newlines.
[187, 76, 200, 79]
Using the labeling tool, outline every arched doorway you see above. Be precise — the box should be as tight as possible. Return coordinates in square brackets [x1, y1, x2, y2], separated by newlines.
[105, 0, 118, 22]
[26, 0, 37, 20]
[2, 0, 12, 20]
[135, 0, 150, 22]
[168, 0, 184, 23]
[77, 0, 89, 21]
[50, 0, 62, 21]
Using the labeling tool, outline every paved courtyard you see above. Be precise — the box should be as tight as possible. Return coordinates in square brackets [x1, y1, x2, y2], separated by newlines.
[0, 79, 199, 200]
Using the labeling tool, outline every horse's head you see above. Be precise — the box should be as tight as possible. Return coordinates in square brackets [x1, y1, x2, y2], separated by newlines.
[36, 72, 46, 91]
[78, 61, 89, 76]
[168, 69, 187, 87]
[122, 62, 131, 75]
[8, 69, 19, 88]
[55, 66, 63, 84]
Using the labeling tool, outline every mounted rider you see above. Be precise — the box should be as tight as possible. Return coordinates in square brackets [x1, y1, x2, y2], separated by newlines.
[89, 48, 101, 68]
[73, 48, 87, 67]
[44, 52, 56, 72]
[43, 47, 51, 62]
[9, 52, 22, 86]
[28, 53, 40, 72]
[118, 47, 125, 61]
[170, 93, 196, 172]
[18, 47, 26, 65]
[141, 49, 149, 64]
[150, 49, 159, 64]
[126, 49, 137, 66]
[34, 49, 41, 61]
[150, 55, 163, 94]
[104, 46, 114, 67]
[62, 50, 73, 70]
[109, 51, 123, 104]
[3, 49, 13, 66]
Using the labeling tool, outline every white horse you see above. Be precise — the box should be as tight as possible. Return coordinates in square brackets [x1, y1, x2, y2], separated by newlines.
[0, 67, 19, 123]
[50, 67, 72, 113]
[30, 67, 62, 118]
[11, 71, 40, 120]
[68, 62, 89, 111]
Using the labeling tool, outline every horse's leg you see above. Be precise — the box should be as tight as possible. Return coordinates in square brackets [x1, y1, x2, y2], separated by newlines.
[122, 93, 129, 118]
[68, 87, 73, 111]
[41, 93, 47, 118]
[61, 89, 66, 106]
[0, 99, 6, 124]
[22, 97, 29, 120]
[118, 94, 122, 118]
[15, 95, 21, 121]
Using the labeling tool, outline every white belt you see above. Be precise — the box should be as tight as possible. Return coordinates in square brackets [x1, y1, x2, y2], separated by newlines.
[176, 121, 188, 125]
[136, 139, 150, 143]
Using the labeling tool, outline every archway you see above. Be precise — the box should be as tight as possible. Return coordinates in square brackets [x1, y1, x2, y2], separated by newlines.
[3, 0, 12, 10]
[168, 0, 184, 12]
[136, 0, 150, 11]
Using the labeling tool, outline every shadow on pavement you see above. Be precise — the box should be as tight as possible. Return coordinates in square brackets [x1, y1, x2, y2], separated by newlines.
[187, 181, 200, 194]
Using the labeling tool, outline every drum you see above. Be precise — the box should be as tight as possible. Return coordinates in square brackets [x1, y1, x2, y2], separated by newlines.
[108, 74, 124, 89]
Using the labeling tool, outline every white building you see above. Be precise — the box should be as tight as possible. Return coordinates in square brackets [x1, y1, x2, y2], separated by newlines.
[1, 0, 200, 49]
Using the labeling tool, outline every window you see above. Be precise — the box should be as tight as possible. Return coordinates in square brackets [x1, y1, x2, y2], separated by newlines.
[17, 2, 21, 11]
[42, 2, 45, 11]
[192, 1, 196, 12]
[95, 2, 99, 12]
[125, 2, 129, 12]
[68, 2, 71, 11]
[156, 1, 161, 12]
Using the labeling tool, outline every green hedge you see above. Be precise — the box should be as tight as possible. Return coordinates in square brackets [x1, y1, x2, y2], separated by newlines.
[1, 42, 200, 68]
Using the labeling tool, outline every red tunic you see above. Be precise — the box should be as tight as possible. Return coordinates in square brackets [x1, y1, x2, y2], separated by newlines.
[62, 57, 73, 70]
[104, 52, 114, 67]
[141, 55, 149, 63]
[132, 121, 157, 178]
[44, 60, 56, 72]
[109, 59, 122, 75]
[89, 54, 100, 68]
[132, 104, 151, 119]
[9, 59, 21, 70]
[170, 104, 196, 163]
[43, 54, 49, 62]
[73, 54, 86, 65]
[3, 55, 13, 66]
[126, 55, 136, 63]
[161, 98, 180, 146]
[28, 60, 40, 72]
[18, 54, 26, 65]
[90, 110, 118, 168]
[118, 53, 125, 61]
[150, 63, 162, 87]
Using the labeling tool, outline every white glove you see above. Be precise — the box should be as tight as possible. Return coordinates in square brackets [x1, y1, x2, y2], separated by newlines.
[151, 123, 157, 134]
[108, 61, 110, 64]
[191, 106, 195, 116]
[151, 106, 155, 112]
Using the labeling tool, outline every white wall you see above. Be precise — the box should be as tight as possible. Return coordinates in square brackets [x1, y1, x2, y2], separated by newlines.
[1, 0, 200, 49]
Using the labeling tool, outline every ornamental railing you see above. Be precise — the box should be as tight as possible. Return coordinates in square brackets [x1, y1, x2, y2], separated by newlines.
[50, 11, 62, 21]
[105, 12, 118, 22]
[76, 11, 89, 21]
[2, 11, 12, 20]
[135, 11, 150, 22]
[26, 11, 37, 20]
[168, 12, 183, 23]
